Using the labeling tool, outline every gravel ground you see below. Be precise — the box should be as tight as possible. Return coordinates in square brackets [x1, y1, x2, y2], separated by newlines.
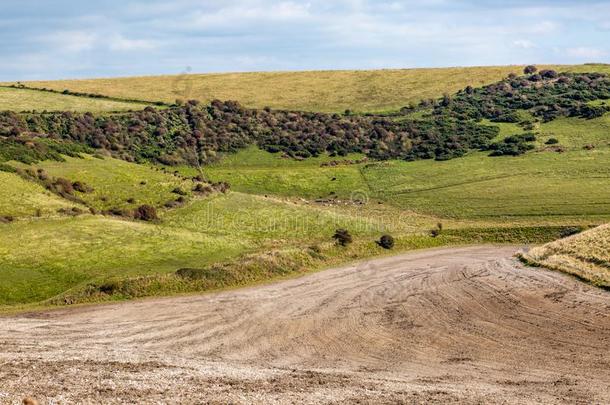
[1, 246, 609, 404]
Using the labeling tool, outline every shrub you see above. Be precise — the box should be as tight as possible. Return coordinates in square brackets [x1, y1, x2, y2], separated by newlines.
[545, 138, 559, 145]
[524, 65, 538, 74]
[0, 215, 14, 223]
[333, 229, 353, 246]
[133, 204, 158, 221]
[176, 267, 208, 280]
[559, 226, 583, 238]
[0, 163, 17, 173]
[540, 69, 558, 79]
[377, 234, 395, 249]
[172, 187, 187, 196]
[430, 223, 443, 238]
[72, 181, 93, 193]
[53, 178, 74, 195]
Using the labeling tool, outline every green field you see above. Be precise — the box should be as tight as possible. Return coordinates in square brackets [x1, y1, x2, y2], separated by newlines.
[0, 171, 83, 218]
[10, 64, 610, 113]
[0, 86, 148, 112]
[204, 140, 610, 220]
[11, 155, 195, 211]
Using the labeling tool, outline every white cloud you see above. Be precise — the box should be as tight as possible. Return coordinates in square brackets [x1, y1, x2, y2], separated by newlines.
[109, 35, 159, 51]
[190, 1, 311, 28]
[529, 20, 558, 34]
[43, 30, 97, 53]
[565, 47, 607, 59]
[512, 39, 536, 49]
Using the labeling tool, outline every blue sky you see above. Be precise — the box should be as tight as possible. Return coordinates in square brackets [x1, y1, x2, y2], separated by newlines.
[1, 0, 609, 80]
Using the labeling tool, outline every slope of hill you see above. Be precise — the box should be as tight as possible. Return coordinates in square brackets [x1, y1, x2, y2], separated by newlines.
[204, 146, 610, 220]
[522, 224, 610, 288]
[11, 64, 610, 113]
[0, 86, 149, 112]
[0, 171, 83, 219]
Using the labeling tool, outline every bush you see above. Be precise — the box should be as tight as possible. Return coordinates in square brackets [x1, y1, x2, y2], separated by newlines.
[559, 226, 582, 238]
[72, 181, 93, 193]
[377, 234, 395, 249]
[332, 229, 353, 246]
[540, 69, 558, 79]
[53, 178, 74, 195]
[193, 183, 213, 194]
[172, 187, 187, 196]
[133, 205, 158, 221]
[0, 215, 15, 223]
[545, 138, 559, 145]
[524, 65, 538, 74]
[430, 223, 443, 238]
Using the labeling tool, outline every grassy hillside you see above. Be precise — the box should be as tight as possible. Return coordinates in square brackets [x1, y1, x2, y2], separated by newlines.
[12, 64, 610, 113]
[0, 86, 148, 112]
[0, 189, 444, 306]
[0, 171, 83, 218]
[11, 155, 195, 211]
[522, 224, 610, 288]
[204, 141, 610, 221]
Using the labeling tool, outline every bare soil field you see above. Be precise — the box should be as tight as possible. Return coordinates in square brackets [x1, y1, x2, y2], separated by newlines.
[1, 246, 609, 404]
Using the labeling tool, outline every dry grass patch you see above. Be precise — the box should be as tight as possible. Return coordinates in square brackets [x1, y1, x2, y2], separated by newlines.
[13, 65, 610, 113]
[522, 224, 610, 288]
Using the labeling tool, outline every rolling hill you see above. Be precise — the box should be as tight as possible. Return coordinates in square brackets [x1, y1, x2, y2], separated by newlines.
[1, 65, 609, 310]
[6, 64, 610, 113]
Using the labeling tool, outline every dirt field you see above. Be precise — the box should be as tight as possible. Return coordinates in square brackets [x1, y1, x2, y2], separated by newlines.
[1, 246, 609, 404]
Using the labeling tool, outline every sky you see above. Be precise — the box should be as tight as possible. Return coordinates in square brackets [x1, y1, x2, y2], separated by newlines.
[1, 0, 609, 80]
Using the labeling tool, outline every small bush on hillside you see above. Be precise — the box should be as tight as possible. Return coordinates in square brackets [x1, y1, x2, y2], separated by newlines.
[213, 181, 230, 193]
[53, 178, 74, 195]
[524, 65, 538, 74]
[72, 181, 93, 193]
[133, 204, 158, 221]
[540, 69, 558, 79]
[559, 226, 583, 238]
[0, 215, 15, 223]
[377, 234, 395, 249]
[0, 163, 17, 173]
[333, 229, 353, 246]
[172, 187, 187, 196]
[193, 183, 213, 194]
[430, 223, 443, 238]
[545, 138, 559, 145]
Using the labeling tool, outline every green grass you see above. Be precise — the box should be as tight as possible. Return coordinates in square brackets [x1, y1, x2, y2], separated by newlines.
[0, 171, 83, 218]
[11, 155, 195, 211]
[538, 115, 610, 149]
[0, 189, 440, 306]
[204, 120, 610, 221]
[0, 86, 148, 113]
[0, 215, 247, 305]
[10, 64, 610, 113]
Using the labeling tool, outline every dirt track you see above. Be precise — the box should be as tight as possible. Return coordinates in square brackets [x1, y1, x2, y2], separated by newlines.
[1, 246, 609, 404]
